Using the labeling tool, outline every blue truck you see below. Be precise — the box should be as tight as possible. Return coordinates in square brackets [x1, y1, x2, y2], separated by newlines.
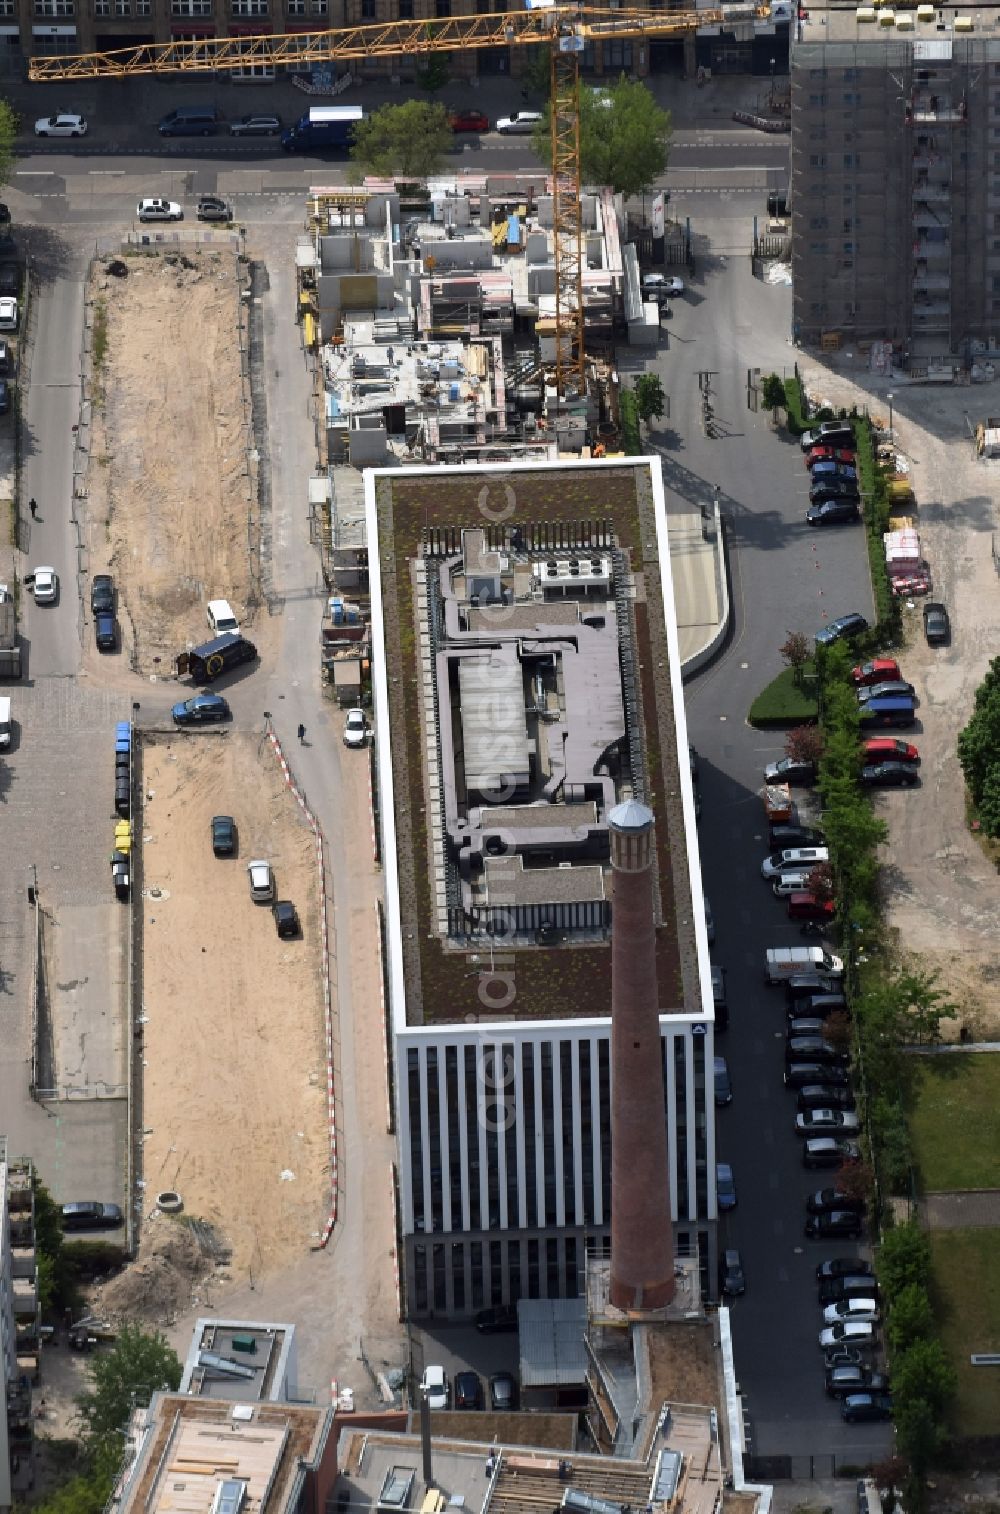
[281, 105, 363, 153]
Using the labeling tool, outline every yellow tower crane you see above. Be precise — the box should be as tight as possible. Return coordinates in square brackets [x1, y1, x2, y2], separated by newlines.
[29, 4, 766, 397]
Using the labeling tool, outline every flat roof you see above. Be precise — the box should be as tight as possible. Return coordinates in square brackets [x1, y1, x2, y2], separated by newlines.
[366, 459, 707, 1029]
[794, 0, 994, 47]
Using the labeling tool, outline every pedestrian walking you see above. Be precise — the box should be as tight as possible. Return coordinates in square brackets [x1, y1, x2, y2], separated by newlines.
[28, 498, 37, 518]
[297, 722, 306, 745]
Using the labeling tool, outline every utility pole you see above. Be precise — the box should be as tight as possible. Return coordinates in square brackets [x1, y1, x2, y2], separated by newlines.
[697, 370, 719, 438]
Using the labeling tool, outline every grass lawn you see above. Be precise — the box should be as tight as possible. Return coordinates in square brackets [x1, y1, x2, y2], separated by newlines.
[929, 1229, 1000, 1438]
[748, 664, 819, 727]
[908, 1054, 1000, 1191]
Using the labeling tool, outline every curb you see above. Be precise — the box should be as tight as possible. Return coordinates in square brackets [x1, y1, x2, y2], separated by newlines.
[266, 728, 339, 1247]
[681, 501, 731, 680]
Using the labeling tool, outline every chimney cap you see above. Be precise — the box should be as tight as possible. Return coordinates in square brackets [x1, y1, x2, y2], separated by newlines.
[608, 798, 654, 834]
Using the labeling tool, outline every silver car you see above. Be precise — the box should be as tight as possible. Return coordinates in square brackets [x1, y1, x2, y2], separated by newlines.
[137, 197, 183, 223]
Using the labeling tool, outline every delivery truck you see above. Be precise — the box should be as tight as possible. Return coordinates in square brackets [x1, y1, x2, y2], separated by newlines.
[281, 105, 363, 153]
[176, 632, 257, 684]
[0, 599, 22, 679]
[765, 945, 844, 984]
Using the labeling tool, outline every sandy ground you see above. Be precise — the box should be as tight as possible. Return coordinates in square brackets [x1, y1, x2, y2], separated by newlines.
[86, 249, 260, 672]
[138, 732, 330, 1279]
[800, 357, 1000, 1036]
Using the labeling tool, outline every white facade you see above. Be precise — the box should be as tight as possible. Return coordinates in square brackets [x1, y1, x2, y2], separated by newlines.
[366, 459, 717, 1318]
[0, 1153, 15, 1513]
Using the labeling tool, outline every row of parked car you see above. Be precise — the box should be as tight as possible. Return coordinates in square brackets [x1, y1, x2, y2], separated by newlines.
[801, 421, 864, 527]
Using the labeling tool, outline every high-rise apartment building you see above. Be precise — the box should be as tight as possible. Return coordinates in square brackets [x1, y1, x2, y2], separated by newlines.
[791, 0, 1000, 365]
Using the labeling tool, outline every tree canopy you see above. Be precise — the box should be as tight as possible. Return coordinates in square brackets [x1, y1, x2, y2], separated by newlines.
[958, 654, 1000, 834]
[350, 100, 453, 181]
[0, 102, 16, 192]
[76, 1323, 182, 1449]
[532, 79, 671, 198]
[633, 372, 666, 430]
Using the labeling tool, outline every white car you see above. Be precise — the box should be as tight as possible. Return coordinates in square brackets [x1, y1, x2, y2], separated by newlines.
[34, 113, 87, 137]
[343, 708, 368, 748]
[247, 859, 274, 903]
[822, 1299, 880, 1326]
[30, 566, 58, 603]
[137, 198, 183, 223]
[0, 298, 18, 332]
[796, 1109, 861, 1138]
[495, 111, 543, 135]
[761, 847, 829, 880]
[819, 1320, 877, 1350]
[420, 1364, 449, 1409]
[642, 273, 685, 297]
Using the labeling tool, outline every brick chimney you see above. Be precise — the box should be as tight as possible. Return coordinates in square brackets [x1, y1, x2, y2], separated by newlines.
[608, 799, 675, 1311]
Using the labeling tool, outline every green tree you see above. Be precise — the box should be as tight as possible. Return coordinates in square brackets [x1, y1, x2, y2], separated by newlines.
[894, 1392, 942, 1483]
[977, 761, 1000, 839]
[877, 1221, 931, 1296]
[957, 656, 1000, 804]
[0, 102, 16, 193]
[350, 100, 452, 180]
[519, 48, 551, 101]
[886, 1282, 934, 1354]
[417, 51, 449, 96]
[868, 1094, 912, 1192]
[633, 372, 666, 431]
[779, 630, 810, 686]
[532, 78, 672, 198]
[76, 1324, 182, 1450]
[761, 372, 786, 414]
[893, 1338, 956, 1418]
[30, 1443, 120, 1514]
[32, 1176, 75, 1314]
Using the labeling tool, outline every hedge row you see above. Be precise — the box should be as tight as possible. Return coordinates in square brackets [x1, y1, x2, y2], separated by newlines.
[851, 418, 901, 644]
[619, 389, 641, 455]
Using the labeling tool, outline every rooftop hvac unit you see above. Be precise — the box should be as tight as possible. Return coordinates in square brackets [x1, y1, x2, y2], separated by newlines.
[532, 555, 612, 588]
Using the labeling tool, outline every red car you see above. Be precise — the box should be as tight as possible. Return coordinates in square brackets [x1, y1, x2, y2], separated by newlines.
[806, 446, 856, 469]
[787, 892, 836, 921]
[852, 657, 901, 686]
[863, 737, 919, 764]
[449, 110, 489, 133]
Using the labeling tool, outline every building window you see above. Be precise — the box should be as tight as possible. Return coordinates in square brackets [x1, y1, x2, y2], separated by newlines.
[809, 216, 828, 230]
[452, 1242, 465, 1312]
[136, 0, 150, 12]
[231, 0, 267, 14]
[95, 0, 110, 12]
[482, 1048, 500, 1231]
[809, 154, 826, 169]
[540, 1041, 556, 1226]
[565, 1236, 579, 1298]
[809, 93, 826, 107]
[398, 0, 412, 13]
[844, 153, 859, 167]
[470, 1240, 484, 1310]
[310, 0, 326, 12]
[843, 217, 853, 232]
[521, 1044, 536, 1227]
[432, 1242, 446, 1311]
[445, 1046, 461, 1229]
[408, 1050, 424, 1232]
[603, 40, 632, 68]
[809, 241, 828, 254]
[598, 1037, 611, 1219]
[171, 0, 212, 14]
[560, 1040, 574, 1224]
[34, 0, 75, 14]
[426, 1046, 442, 1232]
[502, 1040, 518, 1225]
[360, 0, 375, 15]
[463, 1047, 480, 1231]
[114, 0, 130, 13]
[287, 0, 304, 11]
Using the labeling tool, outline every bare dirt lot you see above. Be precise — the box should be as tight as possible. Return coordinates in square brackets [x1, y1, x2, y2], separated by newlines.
[138, 731, 330, 1279]
[86, 249, 259, 671]
[801, 358, 1000, 1036]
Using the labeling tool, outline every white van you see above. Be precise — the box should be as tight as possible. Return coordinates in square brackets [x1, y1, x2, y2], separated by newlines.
[0, 695, 10, 747]
[207, 599, 240, 636]
[766, 946, 844, 984]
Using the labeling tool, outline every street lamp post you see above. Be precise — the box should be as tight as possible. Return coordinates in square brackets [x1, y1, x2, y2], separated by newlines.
[770, 57, 776, 108]
[887, 391, 894, 441]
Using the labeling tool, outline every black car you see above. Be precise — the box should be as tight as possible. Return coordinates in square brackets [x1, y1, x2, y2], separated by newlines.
[817, 1257, 874, 1283]
[273, 900, 300, 939]
[718, 1247, 746, 1297]
[805, 1210, 864, 1240]
[807, 498, 861, 526]
[0, 262, 19, 297]
[711, 965, 728, 1033]
[764, 756, 817, 786]
[714, 1055, 732, 1107]
[823, 1345, 867, 1370]
[0, 378, 8, 414]
[923, 601, 949, 644]
[786, 1037, 848, 1067]
[825, 1366, 889, 1398]
[815, 613, 870, 647]
[860, 761, 920, 788]
[769, 824, 825, 850]
[786, 1017, 830, 1039]
[803, 1137, 861, 1170]
[474, 1304, 518, 1334]
[842, 1392, 893, 1423]
[454, 1370, 484, 1410]
[211, 814, 236, 856]
[789, 995, 848, 1022]
[857, 679, 915, 703]
[95, 610, 116, 652]
[809, 477, 861, 504]
[785, 1061, 851, 1089]
[91, 573, 115, 614]
[197, 194, 233, 223]
[61, 1200, 124, 1230]
[171, 693, 230, 725]
[489, 1371, 518, 1410]
[807, 1187, 865, 1215]
[797, 1084, 856, 1112]
[785, 974, 840, 1006]
[819, 1275, 881, 1306]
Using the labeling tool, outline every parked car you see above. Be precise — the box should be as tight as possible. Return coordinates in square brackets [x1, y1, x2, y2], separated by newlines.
[860, 762, 920, 788]
[714, 1055, 732, 1107]
[703, 895, 715, 945]
[29, 566, 58, 603]
[0, 263, 19, 297]
[61, 1201, 123, 1230]
[862, 737, 919, 764]
[857, 680, 915, 703]
[489, 1371, 518, 1410]
[137, 197, 183, 222]
[211, 815, 236, 856]
[819, 1275, 880, 1307]
[852, 658, 901, 686]
[711, 965, 728, 1032]
[810, 460, 858, 481]
[496, 111, 543, 134]
[841, 1392, 892, 1423]
[806, 1210, 864, 1240]
[718, 1247, 746, 1297]
[796, 1109, 861, 1138]
[773, 872, 813, 899]
[449, 109, 489, 132]
[858, 696, 917, 730]
[787, 1017, 832, 1039]
[804, 1137, 861, 1170]
[642, 273, 685, 298]
[823, 1345, 868, 1370]
[0, 297, 19, 331]
[474, 1305, 517, 1334]
[95, 610, 116, 651]
[229, 113, 283, 136]
[35, 112, 87, 136]
[769, 824, 825, 850]
[786, 1038, 848, 1068]
[786, 974, 841, 1006]
[823, 1298, 879, 1325]
[787, 891, 835, 921]
[761, 846, 829, 879]
[825, 1366, 889, 1398]
[808, 1187, 865, 1215]
[764, 756, 816, 786]
[716, 1162, 737, 1209]
[815, 612, 869, 647]
[171, 693, 230, 725]
[90, 573, 114, 614]
[806, 445, 857, 469]
[807, 498, 860, 526]
[797, 1085, 855, 1112]
[454, 1370, 484, 1410]
[247, 859, 275, 903]
[196, 195, 233, 222]
[819, 1321, 878, 1351]
[420, 1364, 449, 1409]
[273, 900, 300, 938]
[816, 1258, 874, 1283]
[923, 600, 949, 644]
[809, 477, 860, 505]
[785, 1061, 851, 1090]
[800, 422, 855, 452]
[343, 708, 368, 748]
[790, 994, 848, 1020]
